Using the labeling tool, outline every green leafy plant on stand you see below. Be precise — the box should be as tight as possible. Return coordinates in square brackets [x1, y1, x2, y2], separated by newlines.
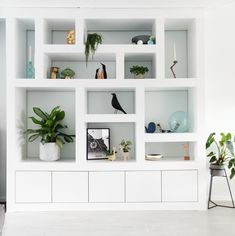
[206, 132, 235, 179]
[85, 33, 102, 65]
[24, 106, 75, 148]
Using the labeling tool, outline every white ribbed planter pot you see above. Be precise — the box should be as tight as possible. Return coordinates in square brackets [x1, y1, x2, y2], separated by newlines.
[134, 74, 144, 79]
[39, 143, 60, 161]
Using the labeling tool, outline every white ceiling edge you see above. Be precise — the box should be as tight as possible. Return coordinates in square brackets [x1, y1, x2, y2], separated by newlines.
[0, 0, 233, 8]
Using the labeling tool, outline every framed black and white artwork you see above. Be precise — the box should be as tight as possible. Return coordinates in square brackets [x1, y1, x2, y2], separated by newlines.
[86, 128, 110, 160]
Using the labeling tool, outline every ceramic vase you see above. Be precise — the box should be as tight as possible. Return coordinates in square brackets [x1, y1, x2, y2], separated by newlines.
[39, 143, 60, 161]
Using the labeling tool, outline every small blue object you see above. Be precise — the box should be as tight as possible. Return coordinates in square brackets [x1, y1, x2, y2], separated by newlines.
[145, 122, 156, 133]
[26, 61, 35, 79]
[168, 111, 188, 133]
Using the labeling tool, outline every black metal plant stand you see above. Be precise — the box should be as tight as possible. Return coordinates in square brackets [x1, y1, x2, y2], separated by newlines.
[208, 167, 235, 209]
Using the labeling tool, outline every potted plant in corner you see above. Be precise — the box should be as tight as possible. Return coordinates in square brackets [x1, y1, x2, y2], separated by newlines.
[130, 65, 149, 79]
[85, 33, 102, 65]
[25, 106, 75, 161]
[119, 139, 132, 161]
[206, 132, 235, 178]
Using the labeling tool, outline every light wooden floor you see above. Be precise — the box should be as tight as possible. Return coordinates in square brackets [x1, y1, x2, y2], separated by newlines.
[2, 207, 235, 236]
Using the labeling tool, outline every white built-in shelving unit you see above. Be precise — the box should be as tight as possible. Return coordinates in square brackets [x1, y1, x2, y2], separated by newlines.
[6, 7, 206, 212]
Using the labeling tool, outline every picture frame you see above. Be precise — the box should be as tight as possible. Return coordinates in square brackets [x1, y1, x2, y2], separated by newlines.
[86, 128, 110, 160]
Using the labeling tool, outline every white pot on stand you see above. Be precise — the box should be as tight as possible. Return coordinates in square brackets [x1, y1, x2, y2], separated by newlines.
[39, 143, 60, 161]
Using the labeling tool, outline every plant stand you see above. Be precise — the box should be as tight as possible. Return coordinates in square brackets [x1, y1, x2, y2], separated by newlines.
[208, 167, 235, 209]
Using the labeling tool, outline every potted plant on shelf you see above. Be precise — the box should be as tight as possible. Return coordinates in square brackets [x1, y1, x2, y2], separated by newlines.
[119, 139, 132, 161]
[85, 33, 102, 65]
[130, 65, 149, 79]
[24, 106, 75, 161]
[206, 132, 235, 178]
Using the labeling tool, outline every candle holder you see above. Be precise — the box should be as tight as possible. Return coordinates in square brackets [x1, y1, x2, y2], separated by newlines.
[170, 60, 178, 78]
[26, 60, 35, 79]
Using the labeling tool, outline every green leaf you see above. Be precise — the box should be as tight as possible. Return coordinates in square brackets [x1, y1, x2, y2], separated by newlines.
[45, 119, 53, 127]
[33, 107, 48, 120]
[28, 134, 40, 142]
[209, 156, 217, 163]
[230, 168, 235, 179]
[226, 141, 234, 156]
[64, 136, 73, 143]
[29, 116, 42, 125]
[207, 151, 214, 157]
[56, 137, 64, 149]
[55, 111, 65, 122]
[206, 133, 215, 149]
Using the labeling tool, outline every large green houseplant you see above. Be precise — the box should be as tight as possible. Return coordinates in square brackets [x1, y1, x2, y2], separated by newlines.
[206, 132, 235, 179]
[25, 106, 75, 161]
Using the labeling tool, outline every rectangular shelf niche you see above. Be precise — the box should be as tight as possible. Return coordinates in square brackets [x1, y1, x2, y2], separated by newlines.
[15, 88, 76, 162]
[43, 19, 76, 44]
[165, 19, 197, 79]
[145, 142, 196, 161]
[15, 19, 35, 79]
[87, 89, 135, 114]
[44, 53, 116, 79]
[85, 19, 156, 45]
[145, 89, 196, 133]
[87, 122, 136, 161]
[125, 53, 156, 79]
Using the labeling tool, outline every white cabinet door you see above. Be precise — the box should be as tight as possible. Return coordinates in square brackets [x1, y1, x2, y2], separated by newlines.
[52, 172, 88, 203]
[15, 171, 51, 203]
[89, 172, 125, 202]
[126, 171, 161, 202]
[162, 170, 198, 202]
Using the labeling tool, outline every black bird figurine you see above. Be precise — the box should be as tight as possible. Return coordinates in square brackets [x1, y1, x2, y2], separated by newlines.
[111, 93, 127, 114]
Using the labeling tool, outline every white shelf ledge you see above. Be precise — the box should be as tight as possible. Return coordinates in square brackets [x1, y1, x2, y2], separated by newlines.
[85, 114, 137, 123]
[144, 133, 198, 142]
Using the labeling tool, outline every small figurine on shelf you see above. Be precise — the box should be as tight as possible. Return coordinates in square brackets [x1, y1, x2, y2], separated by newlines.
[106, 147, 117, 161]
[50, 67, 60, 79]
[182, 143, 190, 160]
[67, 30, 75, 44]
[111, 93, 127, 114]
[26, 45, 35, 79]
[145, 122, 156, 133]
[156, 123, 171, 133]
[61, 68, 75, 79]
[147, 36, 156, 45]
[95, 63, 107, 79]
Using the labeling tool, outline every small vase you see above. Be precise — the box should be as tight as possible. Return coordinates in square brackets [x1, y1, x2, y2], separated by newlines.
[39, 143, 60, 161]
[134, 74, 144, 79]
[210, 164, 225, 177]
[26, 61, 35, 79]
[122, 152, 129, 161]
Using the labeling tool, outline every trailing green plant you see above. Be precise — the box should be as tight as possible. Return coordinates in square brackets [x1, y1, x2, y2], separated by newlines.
[85, 33, 102, 65]
[206, 132, 235, 179]
[24, 106, 75, 149]
[130, 65, 149, 76]
[120, 140, 132, 153]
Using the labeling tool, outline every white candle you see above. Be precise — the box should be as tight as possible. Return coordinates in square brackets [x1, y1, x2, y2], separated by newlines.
[28, 45, 32, 61]
[173, 42, 177, 61]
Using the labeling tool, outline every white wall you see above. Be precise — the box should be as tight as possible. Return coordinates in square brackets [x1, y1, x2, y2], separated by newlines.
[205, 2, 235, 200]
[0, 21, 6, 201]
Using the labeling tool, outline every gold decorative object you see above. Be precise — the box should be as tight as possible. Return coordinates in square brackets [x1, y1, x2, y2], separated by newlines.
[50, 67, 60, 79]
[67, 30, 75, 44]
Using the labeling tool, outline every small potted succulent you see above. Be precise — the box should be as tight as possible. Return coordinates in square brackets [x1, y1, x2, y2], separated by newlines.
[61, 68, 75, 79]
[25, 106, 75, 161]
[206, 132, 235, 178]
[106, 147, 117, 161]
[130, 65, 149, 79]
[119, 139, 132, 161]
[85, 33, 102, 65]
